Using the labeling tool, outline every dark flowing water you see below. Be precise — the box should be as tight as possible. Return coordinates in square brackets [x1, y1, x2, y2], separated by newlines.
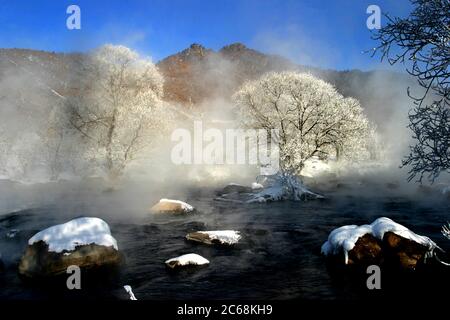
[0, 180, 449, 300]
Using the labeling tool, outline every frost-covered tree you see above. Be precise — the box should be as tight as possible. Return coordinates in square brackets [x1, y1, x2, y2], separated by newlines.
[233, 72, 374, 174]
[372, 0, 450, 182]
[68, 45, 169, 182]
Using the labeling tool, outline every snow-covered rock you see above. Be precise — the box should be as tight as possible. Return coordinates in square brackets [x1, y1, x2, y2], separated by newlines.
[165, 253, 209, 269]
[28, 217, 118, 252]
[186, 230, 241, 245]
[150, 199, 194, 214]
[19, 217, 122, 277]
[251, 182, 264, 190]
[322, 217, 439, 270]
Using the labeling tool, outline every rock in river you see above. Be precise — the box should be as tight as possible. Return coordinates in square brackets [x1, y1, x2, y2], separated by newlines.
[18, 217, 122, 278]
[165, 253, 209, 269]
[150, 199, 194, 214]
[186, 230, 241, 245]
[219, 183, 254, 195]
[321, 217, 438, 270]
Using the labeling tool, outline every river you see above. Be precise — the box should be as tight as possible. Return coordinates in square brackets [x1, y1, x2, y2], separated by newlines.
[0, 179, 449, 300]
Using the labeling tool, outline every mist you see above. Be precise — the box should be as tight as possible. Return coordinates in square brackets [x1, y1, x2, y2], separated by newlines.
[0, 40, 440, 219]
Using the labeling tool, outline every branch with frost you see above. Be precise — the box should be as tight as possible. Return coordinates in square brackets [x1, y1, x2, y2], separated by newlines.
[371, 0, 450, 183]
[442, 223, 450, 240]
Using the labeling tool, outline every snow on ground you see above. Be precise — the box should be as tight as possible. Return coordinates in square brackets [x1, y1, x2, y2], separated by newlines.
[321, 217, 438, 264]
[159, 199, 194, 212]
[165, 253, 210, 268]
[190, 230, 241, 245]
[28, 217, 118, 253]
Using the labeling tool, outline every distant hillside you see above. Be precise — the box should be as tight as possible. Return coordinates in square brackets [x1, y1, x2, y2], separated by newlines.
[156, 43, 415, 131]
[157, 43, 298, 104]
[0, 44, 416, 132]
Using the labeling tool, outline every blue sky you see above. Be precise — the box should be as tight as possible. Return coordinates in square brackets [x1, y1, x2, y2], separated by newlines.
[0, 0, 412, 70]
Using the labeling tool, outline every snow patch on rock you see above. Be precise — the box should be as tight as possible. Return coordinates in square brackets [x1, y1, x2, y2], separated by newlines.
[321, 217, 438, 264]
[159, 199, 194, 212]
[188, 230, 241, 245]
[124, 285, 137, 300]
[251, 182, 264, 190]
[165, 253, 209, 268]
[28, 217, 118, 253]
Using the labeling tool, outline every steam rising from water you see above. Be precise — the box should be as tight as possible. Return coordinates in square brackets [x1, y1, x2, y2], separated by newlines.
[0, 44, 439, 214]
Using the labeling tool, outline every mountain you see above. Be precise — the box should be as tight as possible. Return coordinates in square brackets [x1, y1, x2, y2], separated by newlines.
[0, 44, 415, 132]
[156, 43, 414, 132]
[157, 42, 298, 104]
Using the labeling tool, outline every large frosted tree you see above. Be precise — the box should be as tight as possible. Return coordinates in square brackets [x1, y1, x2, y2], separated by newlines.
[68, 45, 169, 181]
[233, 72, 375, 175]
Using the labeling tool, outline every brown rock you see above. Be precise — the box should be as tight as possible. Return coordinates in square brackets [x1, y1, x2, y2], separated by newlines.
[348, 234, 383, 266]
[150, 199, 193, 214]
[186, 232, 215, 245]
[18, 241, 122, 278]
[220, 184, 253, 195]
[186, 231, 236, 245]
[382, 231, 429, 270]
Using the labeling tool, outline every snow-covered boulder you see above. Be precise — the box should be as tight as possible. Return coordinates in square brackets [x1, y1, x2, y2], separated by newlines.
[165, 253, 209, 269]
[18, 217, 122, 278]
[321, 217, 439, 270]
[150, 199, 194, 214]
[186, 230, 241, 246]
